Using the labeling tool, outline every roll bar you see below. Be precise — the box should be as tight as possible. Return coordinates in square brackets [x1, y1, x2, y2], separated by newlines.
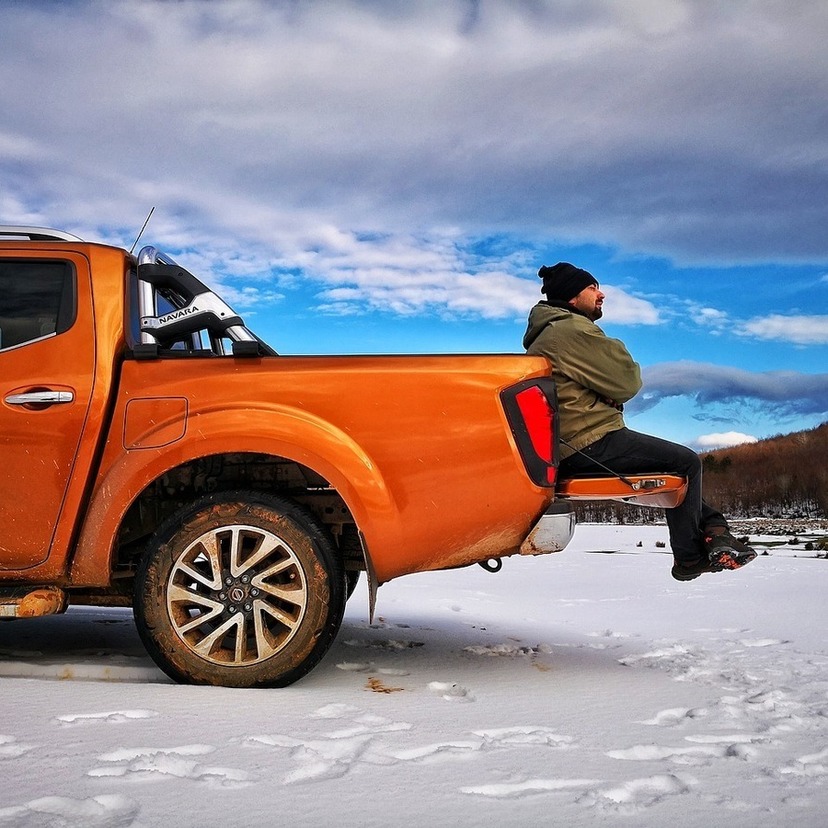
[135, 245, 264, 357]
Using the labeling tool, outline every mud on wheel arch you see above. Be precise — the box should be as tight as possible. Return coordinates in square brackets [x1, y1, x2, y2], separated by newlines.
[113, 452, 364, 584]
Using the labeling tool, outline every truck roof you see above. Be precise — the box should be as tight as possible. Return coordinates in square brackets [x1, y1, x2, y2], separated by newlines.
[0, 226, 84, 242]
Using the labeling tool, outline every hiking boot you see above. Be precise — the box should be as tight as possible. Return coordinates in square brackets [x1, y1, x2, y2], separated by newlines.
[704, 529, 757, 571]
[671, 556, 714, 581]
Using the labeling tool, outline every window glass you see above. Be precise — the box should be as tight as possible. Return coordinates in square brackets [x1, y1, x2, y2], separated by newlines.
[0, 260, 75, 350]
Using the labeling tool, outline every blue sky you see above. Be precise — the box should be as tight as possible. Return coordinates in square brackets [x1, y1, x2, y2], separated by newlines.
[2, 0, 826, 449]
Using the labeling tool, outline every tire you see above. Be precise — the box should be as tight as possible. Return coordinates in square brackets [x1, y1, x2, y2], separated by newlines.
[134, 491, 345, 688]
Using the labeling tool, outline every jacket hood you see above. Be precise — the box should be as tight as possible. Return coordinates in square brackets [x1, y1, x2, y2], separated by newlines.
[522, 302, 575, 350]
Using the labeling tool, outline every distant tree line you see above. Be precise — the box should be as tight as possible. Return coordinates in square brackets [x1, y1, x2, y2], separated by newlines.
[566, 422, 828, 522]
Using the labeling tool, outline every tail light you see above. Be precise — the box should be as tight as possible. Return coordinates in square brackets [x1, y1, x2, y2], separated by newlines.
[501, 378, 559, 487]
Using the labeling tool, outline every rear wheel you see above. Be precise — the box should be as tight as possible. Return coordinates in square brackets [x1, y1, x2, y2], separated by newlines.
[134, 491, 345, 687]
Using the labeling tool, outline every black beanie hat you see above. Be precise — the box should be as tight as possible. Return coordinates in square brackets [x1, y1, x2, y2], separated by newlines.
[538, 262, 598, 301]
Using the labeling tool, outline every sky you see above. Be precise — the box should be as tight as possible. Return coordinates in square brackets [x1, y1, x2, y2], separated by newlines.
[1, 0, 826, 449]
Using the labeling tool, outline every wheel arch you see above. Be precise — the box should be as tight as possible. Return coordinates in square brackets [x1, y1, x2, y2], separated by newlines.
[70, 410, 392, 593]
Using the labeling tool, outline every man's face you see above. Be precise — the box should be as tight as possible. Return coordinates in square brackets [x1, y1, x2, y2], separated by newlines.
[569, 283, 605, 321]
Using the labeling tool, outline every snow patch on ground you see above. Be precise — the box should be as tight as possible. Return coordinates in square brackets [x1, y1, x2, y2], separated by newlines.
[0, 524, 826, 826]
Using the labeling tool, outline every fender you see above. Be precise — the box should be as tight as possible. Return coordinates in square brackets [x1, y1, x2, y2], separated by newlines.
[70, 402, 397, 587]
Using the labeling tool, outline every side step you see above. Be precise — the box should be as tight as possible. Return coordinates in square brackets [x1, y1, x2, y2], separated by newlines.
[0, 587, 68, 618]
[555, 474, 688, 509]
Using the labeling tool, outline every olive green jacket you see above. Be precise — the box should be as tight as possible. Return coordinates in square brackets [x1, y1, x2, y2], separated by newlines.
[523, 302, 642, 459]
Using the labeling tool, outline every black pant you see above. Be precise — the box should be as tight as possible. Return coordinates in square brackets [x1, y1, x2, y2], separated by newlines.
[558, 427, 727, 564]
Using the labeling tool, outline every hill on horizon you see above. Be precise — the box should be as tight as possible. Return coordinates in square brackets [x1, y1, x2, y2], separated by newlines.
[699, 421, 827, 518]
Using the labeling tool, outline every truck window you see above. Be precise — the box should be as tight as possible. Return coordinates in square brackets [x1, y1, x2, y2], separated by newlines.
[0, 260, 75, 351]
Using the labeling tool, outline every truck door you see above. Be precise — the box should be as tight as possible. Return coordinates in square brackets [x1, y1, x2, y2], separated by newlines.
[0, 253, 95, 569]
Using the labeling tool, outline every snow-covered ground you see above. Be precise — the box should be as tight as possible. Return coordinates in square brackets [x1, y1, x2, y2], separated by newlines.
[1, 524, 826, 827]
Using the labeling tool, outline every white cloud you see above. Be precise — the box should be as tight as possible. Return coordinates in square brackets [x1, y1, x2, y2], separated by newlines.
[0, 130, 42, 161]
[634, 361, 828, 417]
[0, 2, 823, 352]
[695, 431, 758, 451]
[0, 0, 826, 264]
[159, 219, 662, 323]
[695, 307, 729, 329]
[300, 232, 660, 322]
[737, 315, 828, 346]
[600, 286, 660, 325]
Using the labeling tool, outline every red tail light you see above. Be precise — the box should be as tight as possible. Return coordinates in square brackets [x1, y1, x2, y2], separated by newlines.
[501, 378, 559, 487]
[515, 386, 554, 463]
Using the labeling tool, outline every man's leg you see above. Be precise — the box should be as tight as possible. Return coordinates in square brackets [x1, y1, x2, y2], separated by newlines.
[559, 428, 756, 576]
[559, 427, 711, 563]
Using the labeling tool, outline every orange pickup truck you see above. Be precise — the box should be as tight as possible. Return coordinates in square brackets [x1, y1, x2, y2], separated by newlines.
[0, 227, 685, 687]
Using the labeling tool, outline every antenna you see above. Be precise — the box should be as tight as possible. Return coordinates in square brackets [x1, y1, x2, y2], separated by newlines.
[129, 207, 156, 254]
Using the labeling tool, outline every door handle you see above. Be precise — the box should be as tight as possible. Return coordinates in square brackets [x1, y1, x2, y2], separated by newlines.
[4, 390, 75, 405]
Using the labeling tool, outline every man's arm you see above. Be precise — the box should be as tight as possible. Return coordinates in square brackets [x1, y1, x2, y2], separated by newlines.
[553, 316, 642, 403]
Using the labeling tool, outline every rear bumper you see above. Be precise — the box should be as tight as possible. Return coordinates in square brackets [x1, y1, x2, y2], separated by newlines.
[519, 501, 575, 556]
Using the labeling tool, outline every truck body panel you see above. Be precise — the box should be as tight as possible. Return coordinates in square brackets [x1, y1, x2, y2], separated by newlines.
[71, 353, 554, 585]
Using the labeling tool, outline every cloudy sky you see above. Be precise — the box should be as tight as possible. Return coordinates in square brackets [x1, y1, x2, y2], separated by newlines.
[2, 0, 826, 449]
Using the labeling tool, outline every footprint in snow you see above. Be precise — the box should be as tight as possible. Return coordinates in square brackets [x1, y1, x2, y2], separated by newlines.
[582, 773, 693, 815]
[309, 706, 411, 736]
[387, 740, 483, 763]
[0, 794, 139, 827]
[473, 726, 573, 749]
[343, 638, 425, 651]
[463, 642, 552, 658]
[54, 710, 159, 726]
[0, 734, 35, 759]
[324, 714, 412, 739]
[639, 707, 709, 727]
[606, 735, 762, 766]
[737, 638, 790, 648]
[249, 703, 579, 785]
[460, 777, 599, 799]
[247, 707, 414, 783]
[618, 643, 693, 666]
[385, 727, 573, 766]
[309, 703, 360, 719]
[88, 745, 251, 788]
[780, 747, 828, 778]
[246, 733, 384, 784]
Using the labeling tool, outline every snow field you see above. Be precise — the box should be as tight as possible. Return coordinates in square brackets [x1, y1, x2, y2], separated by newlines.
[0, 524, 826, 827]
